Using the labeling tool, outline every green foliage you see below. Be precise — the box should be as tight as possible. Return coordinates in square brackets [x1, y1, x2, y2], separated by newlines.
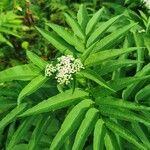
[0, 1, 150, 150]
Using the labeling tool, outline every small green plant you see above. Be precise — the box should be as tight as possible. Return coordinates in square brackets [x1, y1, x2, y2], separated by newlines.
[0, 3, 150, 150]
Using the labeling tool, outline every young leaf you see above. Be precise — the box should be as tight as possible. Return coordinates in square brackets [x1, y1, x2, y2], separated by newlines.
[64, 13, 85, 39]
[87, 15, 122, 47]
[84, 47, 138, 67]
[0, 103, 27, 131]
[36, 27, 75, 54]
[0, 64, 41, 83]
[93, 119, 106, 150]
[79, 69, 115, 92]
[72, 108, 99, 150]
[104, 119, 147, 150]
[46, 22, 84, 53]
[17, 75, 48, 105]
[77, 4, 89, 31]
[20, 88, 88, 117]
[50, 99, 94, 150]
[93, 23, 137, 52]
[86, 7, 105, 35]
[26, 51, 47, 70]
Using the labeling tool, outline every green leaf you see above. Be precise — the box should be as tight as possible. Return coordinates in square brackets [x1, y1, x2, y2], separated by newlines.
[132, 122, 150, 149]
[72, 108, 99, 150]
[104, 119, 147, 150]
[7, 117, 35, 150]
[20, 88, 88, 117]
[99, 106, 150, 127]
[26, 51, 47, 70]
[28, 115, 51, 150]
[93, 119, 106, 150]
[77, 4, 89, 32]
[36, 27, 75, 54]
[122, 63, 150, 100]
[133, 32, 144, 72]
[96, 96, 150, 111]
[64, 13, 85, 39]
[93, 23, 137, 52]
[17, 75, 48, 105]
[50, 99, 94, 150]
[144, 36, 150, 55]
[0, 103, 27, 131]
[79, 69, 115, 92]
[46, 22, 84, 53]
[99, 59, 141, 76]
[84, 47, 138, 67]
[0, 64, 41, 83]
[85, 7, 104, 35]
[93, 75, 150, 97]
[87, 15, 122, 47]
[104, 129, 120, 150]
[135, 84, 150, 102]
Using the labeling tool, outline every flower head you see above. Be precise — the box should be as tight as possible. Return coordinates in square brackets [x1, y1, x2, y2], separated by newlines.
[45, 64, 56, 77]
[56, 55, 84, 85]
[45, 55, 84, 85]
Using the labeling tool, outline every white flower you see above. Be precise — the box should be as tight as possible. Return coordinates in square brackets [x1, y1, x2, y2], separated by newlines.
[45, 55, 84, 85]
[55, 55, 84, 85]
[45, 64, 56, 77]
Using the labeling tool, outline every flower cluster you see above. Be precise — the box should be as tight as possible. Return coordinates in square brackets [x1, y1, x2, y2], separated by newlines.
[45, 55, 84, 85]
[45, 64, 56, 77]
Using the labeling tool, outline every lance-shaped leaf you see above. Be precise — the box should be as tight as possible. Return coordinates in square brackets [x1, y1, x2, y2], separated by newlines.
[93, 23, 137, 52]
[96, 96, 150, 111]
[17, 75, 48, 105]
[104, 119, 147, 150]
[135, 84, 150, 102]
[84, 47, 138, 67]
[79, 69, 115, 92]
[36, 27, 75, 54]
[122, 63, 150, 100]
[46, 22, 84, 52]
[99, 106, 150, 127]
[72, 108, 99, 150]
[20, 88, 88, 117]
[0, 64, 41, 83]
[104, 129, 120, 150]
[93, 119, 106, 150]
[77, 4, 89, 31]
[7, 117, 35, 149]
[87, 15, 122, 47]
[64, 13, 85, 39]
[86, 7, 105, 35]
[0, 103, 27, 131]
[50, 99, 94, 150]
[28, 115, 51, 150]
[26, 51, 47, 70]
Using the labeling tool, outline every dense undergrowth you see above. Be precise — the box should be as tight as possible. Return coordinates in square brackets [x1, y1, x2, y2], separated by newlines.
[0, 0, 150, 150]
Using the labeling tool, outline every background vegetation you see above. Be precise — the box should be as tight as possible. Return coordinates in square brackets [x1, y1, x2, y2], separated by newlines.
[0, 0, 150, 150]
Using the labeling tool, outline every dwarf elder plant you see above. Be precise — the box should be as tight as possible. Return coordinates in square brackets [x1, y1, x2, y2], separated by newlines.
[0, 4, 150, 150]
